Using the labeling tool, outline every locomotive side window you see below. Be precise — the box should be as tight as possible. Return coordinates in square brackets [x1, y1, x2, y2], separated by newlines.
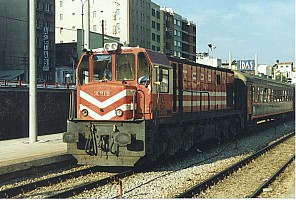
[138, 52, 150, 85]
[216, 74, 221, 85]
[116, 54, 135, 80]
[78, 55, 89, 85]
[93, 55, 112, 81]
[157, 67, 169, 93]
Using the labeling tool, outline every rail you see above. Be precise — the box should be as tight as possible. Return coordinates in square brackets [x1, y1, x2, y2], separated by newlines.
[247, 155, 295, 198]
[175, 132, 295, 198]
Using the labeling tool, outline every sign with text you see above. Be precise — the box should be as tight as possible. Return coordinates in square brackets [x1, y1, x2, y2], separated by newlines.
[43, 27, 49, 71]
[237, 60, 255, 71]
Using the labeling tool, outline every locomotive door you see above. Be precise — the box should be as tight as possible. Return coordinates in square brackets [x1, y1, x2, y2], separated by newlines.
[137, 52, 152, 119]
[152, 65, 173, 118]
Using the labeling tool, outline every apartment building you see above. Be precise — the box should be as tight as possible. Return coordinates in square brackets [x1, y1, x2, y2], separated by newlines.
[161, 7, 196, 61]
[0, 0, 55, 82]
[56, 0, 196, 61]
[56, 0, 150, 49]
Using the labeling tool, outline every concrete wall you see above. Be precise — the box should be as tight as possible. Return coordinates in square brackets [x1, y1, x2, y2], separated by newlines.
[0, 88, 71, 140]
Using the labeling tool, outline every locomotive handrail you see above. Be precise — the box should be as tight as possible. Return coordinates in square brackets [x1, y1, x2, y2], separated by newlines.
[136, 89, 146, 120]
[183, 90, 210, 112]
[132, 90, 137, 121]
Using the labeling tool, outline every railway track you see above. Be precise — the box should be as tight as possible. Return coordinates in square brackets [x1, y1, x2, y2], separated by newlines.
[47, 169, 135, 198]
[176, 132, 295, 198]
[0, 121, 293, 199]
[0, 166, 118, 198]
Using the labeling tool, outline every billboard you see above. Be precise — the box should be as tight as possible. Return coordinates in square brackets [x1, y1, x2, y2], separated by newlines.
[237, 60, 255, 71]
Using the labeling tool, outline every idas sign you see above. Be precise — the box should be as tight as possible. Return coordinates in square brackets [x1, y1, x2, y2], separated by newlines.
[237, 60, 255, 71]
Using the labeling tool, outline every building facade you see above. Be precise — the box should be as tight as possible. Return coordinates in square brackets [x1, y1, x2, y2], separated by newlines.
[0, 0, 55, 82]
[56, 0, 197, 61]
[56, 0, 149, 49]
[273, 61, 295, 83]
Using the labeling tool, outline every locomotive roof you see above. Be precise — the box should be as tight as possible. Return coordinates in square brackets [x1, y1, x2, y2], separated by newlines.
[146, 49, 171, 67]
[234, 70, 295, 89]
[168, 56, 233, 73]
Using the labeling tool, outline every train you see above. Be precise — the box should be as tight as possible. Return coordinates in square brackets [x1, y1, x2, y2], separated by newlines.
[63, 43, 295, 166]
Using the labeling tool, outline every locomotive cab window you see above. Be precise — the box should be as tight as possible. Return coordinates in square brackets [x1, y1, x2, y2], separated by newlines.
[138, 52, 150, 85]
[116, 54, 135, 81]
[93, 55, 112, 81]
[78, 55, 89, 85]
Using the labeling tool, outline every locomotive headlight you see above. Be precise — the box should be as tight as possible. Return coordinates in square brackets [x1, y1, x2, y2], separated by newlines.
[82, 109, 88, 117]
[104, 42, 120, 51]
[115, 109, 123, 117]
[104, 43, 110, 50]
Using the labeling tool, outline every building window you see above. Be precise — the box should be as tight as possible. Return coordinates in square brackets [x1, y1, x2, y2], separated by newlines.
[93, 11, 97, 18]
[152, 33, 155, 41]
[152, 8, 155, 17]
[60, 14, 63, 21]
[36, 1, 42, 10]
[156, 11, 160, 19]
[157, 23, 160, 31]
[44, 3, 52, 12]
[93, 25, 97, 31]
[60, 0, 63, 7]
[152, 21, 155, 29]
[156, 35, 160, 42]
[36, 19, 43, 28]
[116, 23, 120, 32]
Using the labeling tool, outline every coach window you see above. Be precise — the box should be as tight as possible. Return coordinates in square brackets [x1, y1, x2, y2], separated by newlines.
[138, 52, 150, 85]
[78, 55, 89, 85]
[116, 54, 135, 80]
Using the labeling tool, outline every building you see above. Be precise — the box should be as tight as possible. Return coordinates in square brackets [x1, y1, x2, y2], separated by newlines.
[56, 0, 197, 61]
[56, 0, 150, 49]
[273, 62, 295, 83]
[162, 7, 196, 61]
[196, 52, 222, 68]
[0, 0, 55, 82]
[151, 2, 162, 52]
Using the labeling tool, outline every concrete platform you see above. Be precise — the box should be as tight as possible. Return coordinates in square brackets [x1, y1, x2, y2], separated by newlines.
[0, 133, 74, 175]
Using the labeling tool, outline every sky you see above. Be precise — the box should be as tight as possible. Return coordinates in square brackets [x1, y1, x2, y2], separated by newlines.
[154, 0, 295, 65]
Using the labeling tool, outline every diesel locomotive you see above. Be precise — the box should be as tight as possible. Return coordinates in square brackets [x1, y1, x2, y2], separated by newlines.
[63, 43, 294, 166]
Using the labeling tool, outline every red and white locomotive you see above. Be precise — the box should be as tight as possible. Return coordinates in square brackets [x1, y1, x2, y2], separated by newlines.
[63, 43, 294, 166]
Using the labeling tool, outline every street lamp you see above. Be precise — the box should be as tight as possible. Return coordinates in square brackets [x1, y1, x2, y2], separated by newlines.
[207, 43, 216, 58]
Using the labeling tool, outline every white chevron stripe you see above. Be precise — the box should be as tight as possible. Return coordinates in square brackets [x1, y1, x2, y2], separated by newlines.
[80, 89, 134, 108]
[80, 104, 132, 120]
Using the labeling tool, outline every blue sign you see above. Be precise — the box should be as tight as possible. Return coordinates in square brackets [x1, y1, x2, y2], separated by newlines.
[237, 60, 255, 71]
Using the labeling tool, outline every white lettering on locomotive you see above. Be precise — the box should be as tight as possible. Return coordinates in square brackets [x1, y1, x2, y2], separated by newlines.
[94, 90, 111, 96]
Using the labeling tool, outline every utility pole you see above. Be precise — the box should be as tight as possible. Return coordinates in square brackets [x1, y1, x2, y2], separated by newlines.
[29, 0, 37, 143]
[255, 53, 258, 76]
[101, 11, 104, 47]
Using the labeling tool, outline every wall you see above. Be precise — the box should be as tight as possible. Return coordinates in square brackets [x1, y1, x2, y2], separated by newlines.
[0, 88, 71, 140]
